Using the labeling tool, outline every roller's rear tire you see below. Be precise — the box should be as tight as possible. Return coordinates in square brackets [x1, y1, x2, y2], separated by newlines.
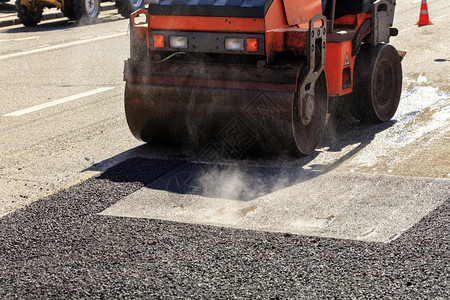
[351, 44, 402, 123]
[15, 0, 42, 27]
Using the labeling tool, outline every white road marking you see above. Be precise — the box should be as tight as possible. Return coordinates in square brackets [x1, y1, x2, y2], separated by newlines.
[400, 11, 450, 33]
[3, 87, 114, 117]
[0, 31, 127, 60]
[0, 37, 40, 42]
[0, 13, 17, 18]
[389, 232, 403, 242]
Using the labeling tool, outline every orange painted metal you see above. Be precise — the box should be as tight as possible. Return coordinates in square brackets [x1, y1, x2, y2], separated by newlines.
[264, 0, 290, 30]
[129, 1, 374, 98]
[324, 12, 372, 97]
[325, 41, 354, 97]
[148, 15, 265, 33]
[334, 12, 372, 29]
[283, 0, 322, 26]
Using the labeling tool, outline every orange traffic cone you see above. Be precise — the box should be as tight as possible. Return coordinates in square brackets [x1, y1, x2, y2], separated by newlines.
[416, 0, 433, 26]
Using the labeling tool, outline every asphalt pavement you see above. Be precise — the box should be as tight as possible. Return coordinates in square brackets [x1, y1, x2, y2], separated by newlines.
[0, 0, 449, 298]
[0, 2, 116, 27]
[1, 157, 448, 298]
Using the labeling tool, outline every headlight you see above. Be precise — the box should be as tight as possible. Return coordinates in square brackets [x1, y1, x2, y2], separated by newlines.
[169, 36, 188, 49]
[225, 38, 244, 51]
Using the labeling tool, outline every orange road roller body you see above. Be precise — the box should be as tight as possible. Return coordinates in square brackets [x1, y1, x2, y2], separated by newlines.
[124, 0, 403, 156]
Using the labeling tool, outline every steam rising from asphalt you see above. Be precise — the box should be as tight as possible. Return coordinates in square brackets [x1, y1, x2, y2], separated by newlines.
[192, 165, 296, 201]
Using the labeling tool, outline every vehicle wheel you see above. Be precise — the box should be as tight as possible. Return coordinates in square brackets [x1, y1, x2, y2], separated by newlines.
[15, 0, 42, 27]
[292, 71, 328, 155]
[115, 0, 145, 18]
[351, 44, 402, 123]
[62, 2, 77, 20]
[62, 9, 77, 21]
[72, 0, 100, 24]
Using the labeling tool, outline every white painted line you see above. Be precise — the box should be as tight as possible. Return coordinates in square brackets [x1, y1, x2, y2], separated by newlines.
[400, 12, 450, 33]
[0, 37, 40, 42]
[389, 232, 402, 242]
[0, 31, 127, 60]
[0, 13, 17, 18]
[3, 87, 114, 117]
[360, 226, 378, 237]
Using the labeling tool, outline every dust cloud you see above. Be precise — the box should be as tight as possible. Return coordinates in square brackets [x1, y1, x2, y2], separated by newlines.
[193, 165, 298, 201]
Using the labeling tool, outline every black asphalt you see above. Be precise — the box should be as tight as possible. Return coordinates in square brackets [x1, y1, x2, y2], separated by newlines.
[1, 157, 449, 298]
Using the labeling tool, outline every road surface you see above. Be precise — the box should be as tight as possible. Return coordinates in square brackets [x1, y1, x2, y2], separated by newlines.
[0, 0, 449, 298]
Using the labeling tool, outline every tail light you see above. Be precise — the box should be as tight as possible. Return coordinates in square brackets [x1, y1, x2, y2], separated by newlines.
[153, 35, 165, 48]
[246, 38, 258, 52]
[148, 31, 264, 55]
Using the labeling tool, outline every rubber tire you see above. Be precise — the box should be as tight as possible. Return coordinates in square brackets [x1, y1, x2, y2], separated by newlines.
[15, 0, 42, 27]
[115, 0, 145, 18]
[351, 44, 402, 123]
[292, 71, 328, 155]
[62, 9, 77, 21]
[62, 2, 77, 21]
[71, 0, 100, 24]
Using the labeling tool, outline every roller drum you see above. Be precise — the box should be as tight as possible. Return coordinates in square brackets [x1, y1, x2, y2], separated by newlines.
[124, 59, 328, 156]
[125, 83, 298, 156]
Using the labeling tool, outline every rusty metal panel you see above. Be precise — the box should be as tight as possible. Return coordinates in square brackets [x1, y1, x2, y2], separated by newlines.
[285, 29, 308, 54]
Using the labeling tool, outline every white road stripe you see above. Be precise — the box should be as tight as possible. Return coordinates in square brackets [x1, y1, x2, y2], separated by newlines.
[400, 11, 450, 33]
[3, 87, 114, 117]
[0, 13, 17, 18]
[0, 37, 40, 42]
[0, 32, 127, 60]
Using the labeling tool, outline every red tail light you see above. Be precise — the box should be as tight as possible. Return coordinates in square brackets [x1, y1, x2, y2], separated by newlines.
[153, 35, 165, 48]
[246, 38, 258, 52]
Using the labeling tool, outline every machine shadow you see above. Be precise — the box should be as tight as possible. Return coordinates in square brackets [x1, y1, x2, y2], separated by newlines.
[90, 119, 396, 201]
[0, 3, 15, 11]
[4, 19, 77, 33]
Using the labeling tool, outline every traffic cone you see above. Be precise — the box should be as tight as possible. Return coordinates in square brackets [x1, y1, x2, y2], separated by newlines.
[416, 0, 433, 26]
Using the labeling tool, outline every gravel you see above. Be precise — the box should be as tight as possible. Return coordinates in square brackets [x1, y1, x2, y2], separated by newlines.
[1, 158, 448, 299]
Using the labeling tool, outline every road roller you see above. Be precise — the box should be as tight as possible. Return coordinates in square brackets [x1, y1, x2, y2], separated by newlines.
[124, 0, 403, 157]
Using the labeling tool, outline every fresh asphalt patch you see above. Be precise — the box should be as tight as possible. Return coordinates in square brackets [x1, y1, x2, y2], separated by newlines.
[101, 161, 448, 243]
[1, 157, 449, 298]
